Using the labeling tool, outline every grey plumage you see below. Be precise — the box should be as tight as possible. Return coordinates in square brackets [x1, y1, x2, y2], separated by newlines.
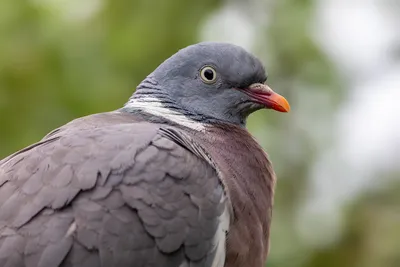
[0, 42, 290, 267]
[0, 113, 226, 267]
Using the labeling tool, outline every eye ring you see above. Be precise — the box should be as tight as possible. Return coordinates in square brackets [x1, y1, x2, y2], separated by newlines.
[200, 66, 217, 84]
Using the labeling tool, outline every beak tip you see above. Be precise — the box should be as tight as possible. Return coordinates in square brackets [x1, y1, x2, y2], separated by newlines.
[272, 95, 291, 113]
[281, 100, 291, 113]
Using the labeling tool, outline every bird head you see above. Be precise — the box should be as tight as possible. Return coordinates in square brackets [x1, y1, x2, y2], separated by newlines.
[129, 42, 290, 127]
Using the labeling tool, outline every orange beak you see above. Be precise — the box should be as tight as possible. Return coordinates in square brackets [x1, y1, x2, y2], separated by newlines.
[238, 83, 290, 113]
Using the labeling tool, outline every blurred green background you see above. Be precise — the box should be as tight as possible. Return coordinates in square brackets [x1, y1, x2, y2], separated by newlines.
[1, 0, 399, 266]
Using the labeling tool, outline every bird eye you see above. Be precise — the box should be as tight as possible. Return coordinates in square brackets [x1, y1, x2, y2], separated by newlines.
[200, 66, 217, 84]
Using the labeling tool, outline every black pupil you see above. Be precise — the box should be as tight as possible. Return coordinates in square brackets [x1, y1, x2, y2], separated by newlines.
[204, 69, 214, 80]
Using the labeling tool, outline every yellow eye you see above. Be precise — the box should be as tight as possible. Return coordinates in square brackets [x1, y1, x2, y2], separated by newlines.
[200, 66, 217, 84]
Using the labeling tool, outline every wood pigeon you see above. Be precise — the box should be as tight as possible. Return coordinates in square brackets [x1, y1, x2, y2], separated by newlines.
[0, 42, 290, 267]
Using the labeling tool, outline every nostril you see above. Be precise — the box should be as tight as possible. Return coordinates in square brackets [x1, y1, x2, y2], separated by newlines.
[248, 83, 273, 95]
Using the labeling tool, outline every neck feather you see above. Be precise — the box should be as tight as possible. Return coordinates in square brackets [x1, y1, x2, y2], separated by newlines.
[122, 76, 207, 131]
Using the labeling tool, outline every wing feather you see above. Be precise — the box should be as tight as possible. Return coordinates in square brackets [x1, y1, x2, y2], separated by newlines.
[0, 113, 229, 267]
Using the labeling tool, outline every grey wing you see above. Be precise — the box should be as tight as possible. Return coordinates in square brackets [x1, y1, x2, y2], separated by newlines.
[0, 121, 229, 267]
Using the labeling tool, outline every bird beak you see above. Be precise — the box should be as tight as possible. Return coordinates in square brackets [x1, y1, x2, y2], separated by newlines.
[238, 83, 291, 112]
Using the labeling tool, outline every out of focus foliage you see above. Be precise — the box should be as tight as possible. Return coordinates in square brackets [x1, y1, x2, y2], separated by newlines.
[0, 0, 399, 267]
[0, 0, 222, 155]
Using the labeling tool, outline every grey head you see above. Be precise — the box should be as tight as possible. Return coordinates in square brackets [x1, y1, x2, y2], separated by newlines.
[124, 42, 290, 128]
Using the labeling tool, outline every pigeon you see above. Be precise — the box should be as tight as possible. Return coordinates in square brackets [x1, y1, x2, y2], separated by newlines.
[0, 42, 290, 267]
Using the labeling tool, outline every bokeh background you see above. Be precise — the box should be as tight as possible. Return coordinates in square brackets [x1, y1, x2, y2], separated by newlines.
[1, 0, 399, 266]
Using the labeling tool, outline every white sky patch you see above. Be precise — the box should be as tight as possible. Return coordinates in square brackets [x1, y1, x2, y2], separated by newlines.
[313, 0, 397, 79]
[298, 0, 400, 246]
[200, 3, 256, 51]
[338, 69, 400, 173]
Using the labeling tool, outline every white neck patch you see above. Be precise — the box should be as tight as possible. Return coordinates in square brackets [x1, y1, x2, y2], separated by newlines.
[125, 97, 206, 132]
